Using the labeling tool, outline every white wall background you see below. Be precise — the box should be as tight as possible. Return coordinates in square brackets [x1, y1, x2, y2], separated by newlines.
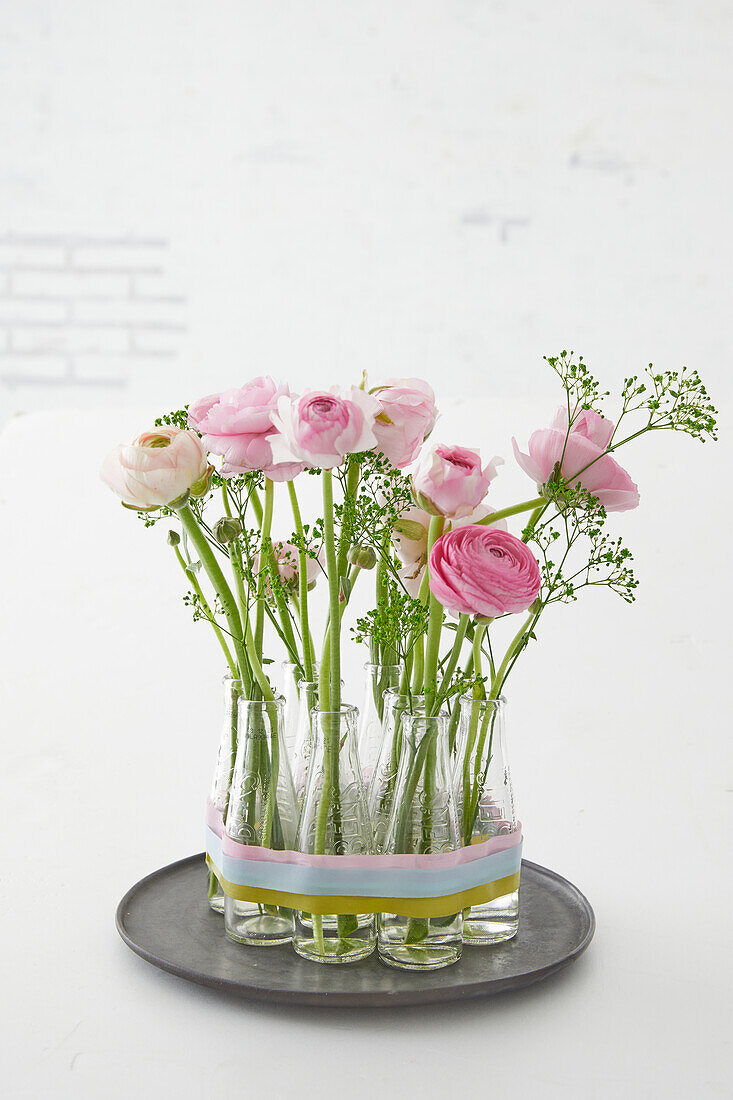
[1, 3, 731, 1099]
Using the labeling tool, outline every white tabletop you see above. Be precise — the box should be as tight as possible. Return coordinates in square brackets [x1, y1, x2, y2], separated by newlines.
[1, 2, 732, 1097]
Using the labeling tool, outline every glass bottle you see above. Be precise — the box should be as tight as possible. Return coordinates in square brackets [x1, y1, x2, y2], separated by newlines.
[293, 705, 376, 964]
[378, 711, 463, 970]
[357, 663, 401, 787]
[224, 695, 299, 946]
[281, 661, 301, 760]
[454, 694, 518, 944]
[290, 680, 320, 809]
[368, 691, 426, 853]
[207, 673, 243, 914]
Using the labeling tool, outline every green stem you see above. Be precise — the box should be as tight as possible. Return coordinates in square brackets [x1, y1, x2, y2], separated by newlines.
[287, 479, 315, 682]
[399, 657, 412, 697]
[435, 614, 469, 709]
[220, 485, 255, 695]
[312, 468, 350, 948]
[243, 614, 275, 703]
[394, 724, 435, 852]
[238, 619, 278, 852]
[254, 478, 274, 665]
[448, 650, 474, 755]
[222, 678, 241, 825]
[292, 596, 317, 676]
[221, 481, 234, 518]
[410, 633, 425, 694]
[476, 496, 545, 527]
[320, 469, 341, 714]
[174, 502, 249, 686]
[490, 611, 536, 699]
[260, 698, 280, 848]
[267, 561, 302, 673]
[423, 516, 445, 713]
[249, 486, 263, 525]
[314, 469, 342, 856]
[171, 543, 238, 678]
[374, 533, 389, 666]
[462, 625, 486, 843]
[409, 567, 430, 694]
[419, 516, 445, 870]
[465, 702, 498, 844]
[336, 455, 361, 580]
[522, 502, 547, 542]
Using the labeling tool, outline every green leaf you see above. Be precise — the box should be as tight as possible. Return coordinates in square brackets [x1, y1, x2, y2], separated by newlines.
[404, 917, 430, 944]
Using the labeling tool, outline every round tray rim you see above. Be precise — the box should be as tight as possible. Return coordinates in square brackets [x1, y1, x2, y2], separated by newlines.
[116, 853, 595, 1007]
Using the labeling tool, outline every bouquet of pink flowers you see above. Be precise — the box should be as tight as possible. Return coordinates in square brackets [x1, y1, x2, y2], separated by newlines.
[102, 353, 716, 969]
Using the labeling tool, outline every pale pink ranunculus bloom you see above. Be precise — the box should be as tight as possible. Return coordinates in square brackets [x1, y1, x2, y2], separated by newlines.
[410, 444, 502, 520]
[371, 378, 438, 469]
[257, 541, 323, 598]
[392, 502, 507, 597]
[270, 386, 381, 470]
[429, 525, 541, 619]
[512, 406, 639, 512]
[188, 377, 304, 482]
[100, 427, 210, 510]
[271, 541, 323, 590]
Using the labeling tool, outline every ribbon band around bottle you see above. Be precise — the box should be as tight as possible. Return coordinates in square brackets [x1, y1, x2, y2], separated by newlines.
[206, 804, 522, 918]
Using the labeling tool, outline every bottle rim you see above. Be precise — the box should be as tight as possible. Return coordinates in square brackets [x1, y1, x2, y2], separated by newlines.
[236, 693, 285, 712]
[309, 702, 358, 719]
[457, 692, 507, 707]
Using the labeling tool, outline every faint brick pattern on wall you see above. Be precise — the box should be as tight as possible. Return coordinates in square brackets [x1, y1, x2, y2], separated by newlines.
[0, 234, 187, 391]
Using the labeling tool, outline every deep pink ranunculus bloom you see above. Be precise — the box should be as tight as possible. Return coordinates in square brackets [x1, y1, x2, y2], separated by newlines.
[269, 386, 381, 470]
[371, 378, 438, 469]
[429, 525, 541, 619]
[392, 502, 507, 597]
[188, 376, 304, 482]
[410, 444, 502, 520]
[512, 406, 639, 512]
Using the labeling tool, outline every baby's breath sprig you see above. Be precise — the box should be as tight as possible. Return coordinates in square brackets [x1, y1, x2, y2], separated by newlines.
[545, 351, 718, 457]
[545, 351, 610, 417]
[614, 364, 718, 443]
[336, 451, 413, 554]
[154, 406, 190, 430]
[528, 483, 638, 607]
[183, 588, 225, 624]
[352, 576, 428, 669]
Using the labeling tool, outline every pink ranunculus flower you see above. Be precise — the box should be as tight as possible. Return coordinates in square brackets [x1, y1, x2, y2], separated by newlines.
[258, 541, 323, 598]
[188, 377, 304, 482]
[272, 541, 322, 590]
[100, 427, 210, 510]
[410, 444, 502, 520]
[512, 406, 639, 512]
[429, 525, 541, 619]
[269, 386, 381, 470]
[392, 503, 507, 597]
[371, 378, 438, 468]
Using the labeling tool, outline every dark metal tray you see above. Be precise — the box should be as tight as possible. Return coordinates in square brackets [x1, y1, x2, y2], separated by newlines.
[116, 853, 594, 1007]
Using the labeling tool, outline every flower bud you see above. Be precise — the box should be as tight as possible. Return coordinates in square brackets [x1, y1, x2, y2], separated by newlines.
[166, 529, 181, 547]
[339, 574, 353, 603]
[189, 463, 215, 498]
[392, 518, 427, 542]
[410, 445, 501, 520]
[347, 543, 377, 570]
[212, 516, 242, 544]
